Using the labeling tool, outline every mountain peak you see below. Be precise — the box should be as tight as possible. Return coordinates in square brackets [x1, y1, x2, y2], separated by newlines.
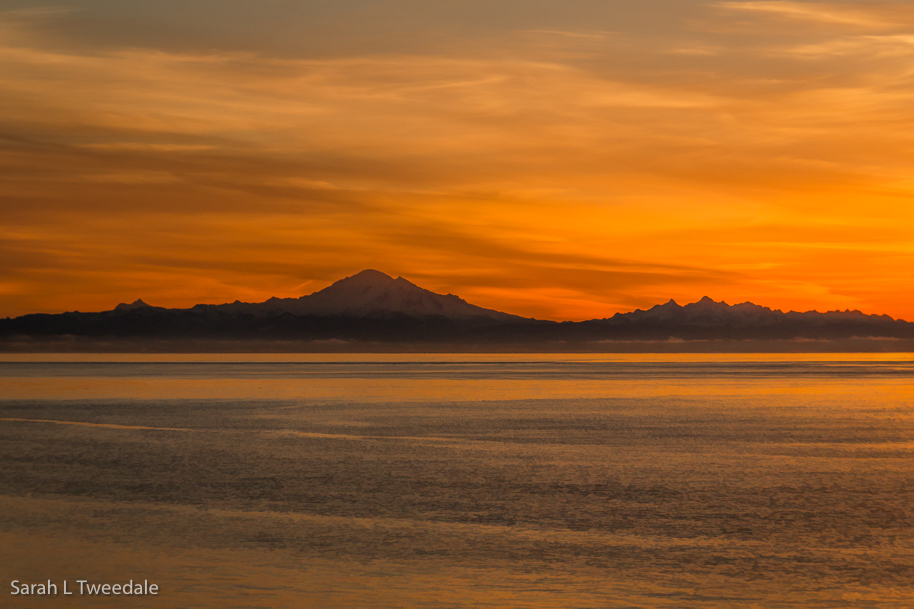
[337, 269, 399, 286]
[686, 296, 730, 311]
[279, 270, 522, 321]
[114, 299, 153, 312]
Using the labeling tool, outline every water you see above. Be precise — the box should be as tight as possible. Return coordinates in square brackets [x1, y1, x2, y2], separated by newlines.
[1, 354, 912, 608]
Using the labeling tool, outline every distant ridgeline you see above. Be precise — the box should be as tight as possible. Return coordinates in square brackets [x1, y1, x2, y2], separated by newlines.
[2, 270, 913, 347]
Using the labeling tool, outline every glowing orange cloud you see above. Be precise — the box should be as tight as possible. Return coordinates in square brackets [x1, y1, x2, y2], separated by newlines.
[1, 3, 913, 320]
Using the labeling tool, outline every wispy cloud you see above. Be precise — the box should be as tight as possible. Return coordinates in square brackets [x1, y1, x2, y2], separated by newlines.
[3, 4, 914, 319]
[784, 34, 914, 57]
[714, 1, 905, 28]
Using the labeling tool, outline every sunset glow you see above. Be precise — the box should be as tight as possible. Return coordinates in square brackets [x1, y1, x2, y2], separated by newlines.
[2, 1, 913, 320]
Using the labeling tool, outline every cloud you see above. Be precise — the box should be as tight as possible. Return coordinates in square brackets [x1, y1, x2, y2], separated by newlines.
[2, 4, 914, 320]
[713, 1, 905, 28]
[784, 34, 914, 58]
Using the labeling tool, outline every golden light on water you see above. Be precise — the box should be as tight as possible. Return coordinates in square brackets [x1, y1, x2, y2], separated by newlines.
[3, 354, 913, 607]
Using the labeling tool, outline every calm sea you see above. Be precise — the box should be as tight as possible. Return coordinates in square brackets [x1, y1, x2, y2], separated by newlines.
[1, 354, 912, 608]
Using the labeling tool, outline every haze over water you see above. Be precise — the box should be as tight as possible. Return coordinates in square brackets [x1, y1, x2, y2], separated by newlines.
[1, 354, 912, 608]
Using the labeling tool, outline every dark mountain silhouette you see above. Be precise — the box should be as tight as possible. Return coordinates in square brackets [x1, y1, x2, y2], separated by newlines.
[1, 271, 912, 348]
[192, 269, 522, 321]
[114, 299, 156, 312]
[578, 296, 911, 342]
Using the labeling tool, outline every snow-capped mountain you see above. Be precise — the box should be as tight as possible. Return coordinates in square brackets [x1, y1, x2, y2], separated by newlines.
[193, 270, 523, 321]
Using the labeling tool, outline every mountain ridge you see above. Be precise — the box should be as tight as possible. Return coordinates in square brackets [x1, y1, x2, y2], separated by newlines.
[2, 270, 912, 346]
[605, 295, 902, 326]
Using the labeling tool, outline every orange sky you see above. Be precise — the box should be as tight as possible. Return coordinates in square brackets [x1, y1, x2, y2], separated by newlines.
[2, 1, 913, 321]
